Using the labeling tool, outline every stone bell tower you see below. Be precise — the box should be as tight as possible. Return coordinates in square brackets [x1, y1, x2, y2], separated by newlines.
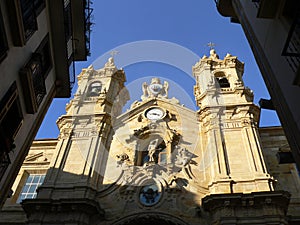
[194, 49, 290, 224]
[193, 49, 273, 193]
[22, 57, 129, 225]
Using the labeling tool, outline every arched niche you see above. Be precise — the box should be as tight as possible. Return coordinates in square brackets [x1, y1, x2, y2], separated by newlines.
[135, 135, 167, 166]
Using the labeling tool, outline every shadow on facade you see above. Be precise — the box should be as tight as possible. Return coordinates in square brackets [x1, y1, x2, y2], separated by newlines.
[18, 167, 207, 225]
[0, 165, 296, 225]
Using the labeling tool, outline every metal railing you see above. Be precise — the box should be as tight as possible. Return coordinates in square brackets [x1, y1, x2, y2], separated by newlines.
[84, 0, 93, 56]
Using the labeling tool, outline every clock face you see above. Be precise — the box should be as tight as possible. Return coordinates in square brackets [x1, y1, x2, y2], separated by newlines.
[145, 107, 165, 120]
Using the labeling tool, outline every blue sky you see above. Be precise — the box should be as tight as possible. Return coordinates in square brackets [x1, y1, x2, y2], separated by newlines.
[36, 0, 280, 138]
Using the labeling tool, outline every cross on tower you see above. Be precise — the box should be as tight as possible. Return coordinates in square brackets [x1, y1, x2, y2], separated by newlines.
[207, 42, 216, 50]
[110, 50, 119, 58]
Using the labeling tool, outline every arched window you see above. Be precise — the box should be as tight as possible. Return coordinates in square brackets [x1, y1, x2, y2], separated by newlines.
[87, 81, 102, 97]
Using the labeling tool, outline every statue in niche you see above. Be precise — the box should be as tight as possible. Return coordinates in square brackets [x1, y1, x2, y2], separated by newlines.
[141, 78, 169, 100]
[140, 139, 167, 166]
[147, 139, 159, 162]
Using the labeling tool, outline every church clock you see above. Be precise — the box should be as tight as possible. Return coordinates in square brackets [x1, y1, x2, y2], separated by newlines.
[145, 107, 165, 120]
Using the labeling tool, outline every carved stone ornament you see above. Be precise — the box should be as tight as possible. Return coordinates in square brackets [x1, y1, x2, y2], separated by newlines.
[192, 49, 244, 74]
[116, 153, 130, 167]
[103, 57, 117, 73]
[141, 78, 169, 100]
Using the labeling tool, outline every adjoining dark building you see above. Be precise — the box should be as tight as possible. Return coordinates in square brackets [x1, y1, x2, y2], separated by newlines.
[214, 0, 300, 169]
[0, 0, 92, 207]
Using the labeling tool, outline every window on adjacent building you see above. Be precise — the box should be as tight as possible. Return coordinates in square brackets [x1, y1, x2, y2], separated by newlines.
[0, 82, 23, 179]
[30, 54, 46, 105]
[20, 54, 46, 113]
[0, 6, 8, 62]
[35, 34, 52, 78]
[20, 34, 51, 113]
[17, 174, 45, 203]
[7, 0, 45, 46]
[19, 0, 38, 41]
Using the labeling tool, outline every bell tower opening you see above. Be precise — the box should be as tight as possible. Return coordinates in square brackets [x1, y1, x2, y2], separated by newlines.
[87, 81, 102, 97]
[215, 71, 230, 88]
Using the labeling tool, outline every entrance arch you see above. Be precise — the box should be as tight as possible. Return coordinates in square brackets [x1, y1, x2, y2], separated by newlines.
[111, 212, 189, 225]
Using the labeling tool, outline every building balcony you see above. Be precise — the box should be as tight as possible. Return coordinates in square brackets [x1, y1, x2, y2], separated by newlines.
[47, 0, 92, 98]
[6, 0, 47, 46]
[71, 0, 93, 61]
[214, 0, 237, 18]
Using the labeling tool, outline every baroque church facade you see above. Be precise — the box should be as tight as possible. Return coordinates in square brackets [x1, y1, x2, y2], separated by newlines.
[1, 50, 300, 224]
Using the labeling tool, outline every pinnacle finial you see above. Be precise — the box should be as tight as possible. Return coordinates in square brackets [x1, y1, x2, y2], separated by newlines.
[207, 42, 219, 59]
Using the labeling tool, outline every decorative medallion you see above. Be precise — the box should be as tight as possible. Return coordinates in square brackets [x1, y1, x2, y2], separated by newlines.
[139, 183, 162, 206]
[149, 82, 163, 95]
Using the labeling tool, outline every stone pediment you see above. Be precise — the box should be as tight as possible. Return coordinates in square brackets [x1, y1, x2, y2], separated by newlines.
[116, 97, 196, 126]
[24, 152, 47, 163]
